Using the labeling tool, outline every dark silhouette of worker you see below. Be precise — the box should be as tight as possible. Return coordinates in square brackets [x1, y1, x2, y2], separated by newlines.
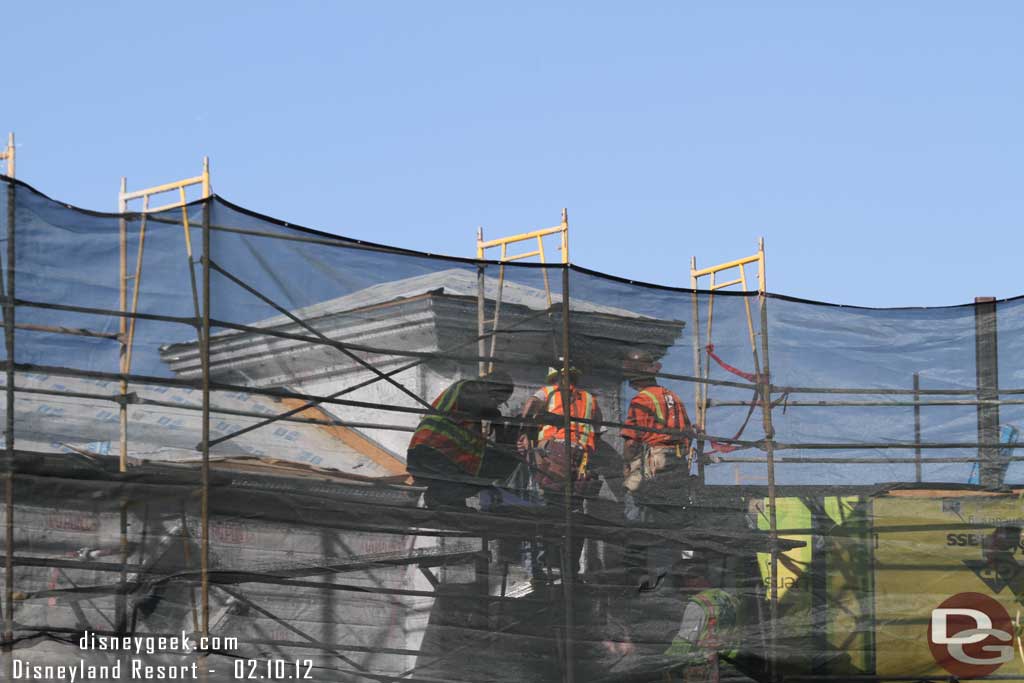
[407, 370, 516, 509]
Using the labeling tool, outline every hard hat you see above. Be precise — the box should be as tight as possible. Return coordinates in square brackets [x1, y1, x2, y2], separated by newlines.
[546, 359, 581, 384]
[623, 349, 662, 379]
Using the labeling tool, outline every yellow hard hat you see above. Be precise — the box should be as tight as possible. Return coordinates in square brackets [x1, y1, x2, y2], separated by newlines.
[546, 360, 580, 383]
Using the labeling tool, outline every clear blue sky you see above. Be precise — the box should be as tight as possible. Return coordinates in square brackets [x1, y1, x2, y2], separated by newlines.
[7, 2, 1023, 307]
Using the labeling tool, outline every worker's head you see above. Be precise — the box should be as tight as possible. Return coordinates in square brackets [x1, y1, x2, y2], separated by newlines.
[623, 349, 662, 385]
[478, 368, 515, 406]
[675, 553, 713, 590]
[546, 364, 581, 385]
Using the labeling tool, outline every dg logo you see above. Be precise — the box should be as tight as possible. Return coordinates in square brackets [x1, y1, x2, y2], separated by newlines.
[929, 592, 1016, 677]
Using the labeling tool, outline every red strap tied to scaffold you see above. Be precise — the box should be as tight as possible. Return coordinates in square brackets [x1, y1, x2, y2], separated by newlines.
[702, 344, 764, 454]
[705, 344, 758, 383]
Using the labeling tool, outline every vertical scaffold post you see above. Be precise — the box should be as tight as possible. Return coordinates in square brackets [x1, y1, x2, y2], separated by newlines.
[560, 258, 575, 683]
[118, 179, 129, 473]
[913, 373, 922, 483]
[689, 257, 706, 481]
[3, 173, 16, 674]
[473, 228, 492, 618]
[201, 156, 210, 200]
[474, 226, 491, 622]
[755, 238, 780, 681]
[201, 187, 212, 647]
[476, 228, 486, 377]
[974, 296, 1000, 488]
[1, 134, 13, 179]
[560, 208, 568, 263]
[117, 502, 128, 632]
[116, 181, 131, 635]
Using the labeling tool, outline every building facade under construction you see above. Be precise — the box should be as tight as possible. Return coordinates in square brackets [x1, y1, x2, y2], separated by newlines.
[1, 161, 1024, 682]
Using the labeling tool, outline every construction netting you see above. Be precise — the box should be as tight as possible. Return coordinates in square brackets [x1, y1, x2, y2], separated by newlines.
[2, 174, 1024, 682]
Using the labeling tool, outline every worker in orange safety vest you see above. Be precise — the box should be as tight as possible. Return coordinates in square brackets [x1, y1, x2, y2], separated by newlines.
[518, 363, 602, 576]
[621, 350, 694, 589]
[518, 364, 602, 493]
[621, 349, 692, 497]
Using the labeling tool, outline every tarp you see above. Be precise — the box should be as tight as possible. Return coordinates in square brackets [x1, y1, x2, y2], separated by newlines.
[3, 174, 1024, 681]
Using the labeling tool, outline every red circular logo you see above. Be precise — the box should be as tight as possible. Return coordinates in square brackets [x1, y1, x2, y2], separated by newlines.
[928, 592, 1015, 678]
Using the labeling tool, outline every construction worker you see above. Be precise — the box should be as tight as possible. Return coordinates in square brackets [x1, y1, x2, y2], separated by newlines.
[663, 578, 741, 682]
[518, 363, 602, 575]
[621, 350, 692, 500]
[600, 556, 741, 683]
[621, 349, 693, 588]
[518, 363, 602, 491]
[406, 370, 516, 509]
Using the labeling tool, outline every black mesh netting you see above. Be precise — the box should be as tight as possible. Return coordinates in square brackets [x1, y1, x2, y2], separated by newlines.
[2, 175, 1024, 681]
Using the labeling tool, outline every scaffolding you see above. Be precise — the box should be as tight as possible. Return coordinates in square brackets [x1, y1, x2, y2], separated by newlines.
[117, 158, 212, 472]
[0, 133, 13, 179]
[475, 210, 568, 375]
[690, 239, 780, 679]
[0, 148, 1023, 682]
[2, 132, 13, 681]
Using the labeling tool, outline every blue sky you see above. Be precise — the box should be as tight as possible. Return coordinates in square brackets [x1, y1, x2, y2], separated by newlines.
[7, 2, 1023, 307]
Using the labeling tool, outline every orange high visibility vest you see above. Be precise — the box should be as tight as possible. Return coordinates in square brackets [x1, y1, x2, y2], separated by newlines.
[408, 380, 486, 475]
[537, 384, 597, 453]
[632, 386, 690, 447]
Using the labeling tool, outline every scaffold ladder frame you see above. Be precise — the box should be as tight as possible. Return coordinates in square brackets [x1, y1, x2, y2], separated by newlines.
[475, 210, 569, 375]
[691, 237, 780, 680]
[689, 237, 766, 463]
[115, 158, 214, 663]
[116, 158, 211, 471]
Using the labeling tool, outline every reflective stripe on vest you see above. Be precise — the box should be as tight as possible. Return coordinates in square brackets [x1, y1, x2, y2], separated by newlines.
[538, 384, 597, 454]
[408, 381, 486, 475]
[691, 589, 738, 651]
[638, 387, 686, 455]
[639, 387, 683, 429]
[639, 388, 666, 423]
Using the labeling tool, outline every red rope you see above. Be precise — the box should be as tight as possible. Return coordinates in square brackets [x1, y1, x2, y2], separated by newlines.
[707, 389, 759, 454]
[702, 345, 762, 453]
[705, 344, 757, 383]
[698, 347, 792, 457]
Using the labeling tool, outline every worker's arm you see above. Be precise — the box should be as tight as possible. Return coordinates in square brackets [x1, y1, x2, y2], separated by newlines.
[621, 439, 643, 482]
[590, 437, 626, 490]
[664, 600, 710, 661]
[621, 396, 645, 476]
[516, 392, 547, 453]
[455, 381, 519, 447]
[485, 406, 518, 446]
[622, 438, 641, 467]
[677, 394, 693, 454]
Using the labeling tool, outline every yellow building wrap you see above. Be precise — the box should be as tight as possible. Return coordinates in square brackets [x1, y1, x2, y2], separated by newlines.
[873, 492, 1024, 678]
[757, 497, 812, 604]
[756, 496, 872, 675]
